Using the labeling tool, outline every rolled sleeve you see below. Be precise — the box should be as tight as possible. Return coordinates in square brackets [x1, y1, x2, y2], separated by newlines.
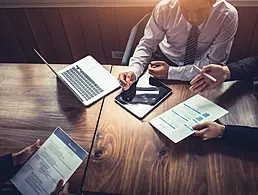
[129, 4, 166, 80]
[167, 65, 197, 81]
[167, 58, 210, 81]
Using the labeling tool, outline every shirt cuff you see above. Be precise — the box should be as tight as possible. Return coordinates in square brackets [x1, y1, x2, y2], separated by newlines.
[129, 65, 144, 80]
[167, 66, 181, 80]
[167, 65, 199, 81]
[226, 62, 238, 80]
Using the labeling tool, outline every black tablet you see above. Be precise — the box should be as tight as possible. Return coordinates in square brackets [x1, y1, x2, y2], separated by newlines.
[115, 73, 172, 119]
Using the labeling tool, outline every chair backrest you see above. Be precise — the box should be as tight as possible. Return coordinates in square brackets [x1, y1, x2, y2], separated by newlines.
[121, 13, 151, 66]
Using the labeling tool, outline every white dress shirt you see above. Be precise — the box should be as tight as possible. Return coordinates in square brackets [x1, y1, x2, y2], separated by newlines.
[129, 0, 238, 81]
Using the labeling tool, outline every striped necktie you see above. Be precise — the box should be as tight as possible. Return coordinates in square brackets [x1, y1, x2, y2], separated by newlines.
[184, 26, 200, 65]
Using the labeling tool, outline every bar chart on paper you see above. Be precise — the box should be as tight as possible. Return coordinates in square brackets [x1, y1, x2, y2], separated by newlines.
[149, 94, 228, 143]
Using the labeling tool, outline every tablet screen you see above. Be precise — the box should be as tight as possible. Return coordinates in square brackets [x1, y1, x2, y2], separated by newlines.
[115, 73, 172, 119]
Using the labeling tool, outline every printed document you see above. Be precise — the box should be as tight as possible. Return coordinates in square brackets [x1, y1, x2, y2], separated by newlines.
[149, 94, 228, 143]
[11, 127, 88, 195]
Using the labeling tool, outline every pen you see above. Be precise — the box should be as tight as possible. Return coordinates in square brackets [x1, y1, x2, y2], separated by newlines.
[193, 65, 217, 82]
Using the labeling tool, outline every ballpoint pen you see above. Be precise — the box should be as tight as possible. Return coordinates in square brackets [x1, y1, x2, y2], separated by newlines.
[193, 65, 217, 82]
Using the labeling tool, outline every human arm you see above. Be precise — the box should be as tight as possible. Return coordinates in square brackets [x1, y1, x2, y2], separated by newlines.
[50, 179, 69, 195]
[222, 125, 258, 149]
[189, 64, 230, 92]
[193, 122, 258, 149]
[227, 56, 258, 80]
[189, 56, 258, 93]
[128, 4, 166, 80]
[0, 139, 40, 181]
[118, 71, 136, 90]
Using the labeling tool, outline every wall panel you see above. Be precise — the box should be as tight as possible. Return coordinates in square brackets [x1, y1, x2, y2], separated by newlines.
[115, 7, 139, 51]
[60, 7, 88, 62]
[249, 9, 258, 56]
[228, 7, 258, 62]
[97, 7, 120, 64]
[25, 8, 57, 63]
[0, 9, 25, 62]
[1, 6, 258, 64]
[78, 7, 106, 64]
[115, 7, 152, 52]
[42, 8, 73, 63]
[6, 8, 40, 63]
[131, 7, 153, 24]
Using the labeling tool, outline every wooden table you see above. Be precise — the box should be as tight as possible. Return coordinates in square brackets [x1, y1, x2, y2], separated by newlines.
[0, 63, 111, 194]
[82, 66, 258, 195]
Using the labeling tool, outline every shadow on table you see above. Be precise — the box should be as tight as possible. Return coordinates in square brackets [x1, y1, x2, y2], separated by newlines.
[190, 136, 258, 163]
[56, 79, 85, 123]
[152, 126, 258, 164]
[214, 80, 254, 109]
[82, 191, 126, 195]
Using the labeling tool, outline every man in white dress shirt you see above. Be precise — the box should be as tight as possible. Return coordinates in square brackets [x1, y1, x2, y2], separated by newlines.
[118, 0, 238, 90]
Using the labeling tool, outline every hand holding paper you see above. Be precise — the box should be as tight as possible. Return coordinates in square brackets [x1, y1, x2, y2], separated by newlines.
[11, 127, 88, 195]
[149, 95, 228, 143]
[50, 179, 69, 195]
[193, 121, 225, 140]
[12, 139, 40, 166]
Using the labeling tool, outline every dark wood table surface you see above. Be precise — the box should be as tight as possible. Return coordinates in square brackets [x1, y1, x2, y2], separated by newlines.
[82, 66, 258, 195]
[0, 63, 111, 194]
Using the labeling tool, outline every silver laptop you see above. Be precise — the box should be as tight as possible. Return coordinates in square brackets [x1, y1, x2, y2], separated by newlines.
[34, 49, 120, 107]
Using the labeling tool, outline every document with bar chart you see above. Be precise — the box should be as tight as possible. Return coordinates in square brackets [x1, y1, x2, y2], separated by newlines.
[149, 94, 228, 143]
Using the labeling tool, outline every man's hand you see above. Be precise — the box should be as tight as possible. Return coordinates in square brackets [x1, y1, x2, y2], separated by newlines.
[50, 179, 69, 195]
[189, 64, 231, 93]
[148, 61, 169, 79]
[192, 122, 225, 140]
[118, 71, 136, 90]
[12, 139, 40, 166]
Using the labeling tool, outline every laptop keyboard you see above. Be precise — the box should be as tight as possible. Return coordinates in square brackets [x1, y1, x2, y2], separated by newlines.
[62, 66, 104, 101]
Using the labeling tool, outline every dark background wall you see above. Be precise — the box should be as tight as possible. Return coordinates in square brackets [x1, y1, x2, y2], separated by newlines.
[1, 6, 258, 65]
